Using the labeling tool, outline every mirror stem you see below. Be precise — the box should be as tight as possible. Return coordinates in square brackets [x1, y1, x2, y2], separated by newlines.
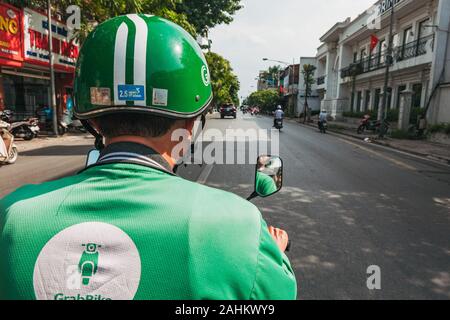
[246, 192, 259, 202]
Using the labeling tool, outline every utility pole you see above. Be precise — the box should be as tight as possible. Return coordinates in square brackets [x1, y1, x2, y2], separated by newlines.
[47, 0, 58, 136]
[379, 2, 396, 123]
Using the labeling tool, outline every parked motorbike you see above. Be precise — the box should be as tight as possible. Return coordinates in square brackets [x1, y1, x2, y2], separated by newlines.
[0, 119, 18, 165]
[318, 120, 327, 134]
[357, 115, 390, 136]
[0, 110, 40, 141]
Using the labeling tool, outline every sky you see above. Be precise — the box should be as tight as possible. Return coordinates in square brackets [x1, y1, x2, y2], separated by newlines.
[209, 0, 377, 102]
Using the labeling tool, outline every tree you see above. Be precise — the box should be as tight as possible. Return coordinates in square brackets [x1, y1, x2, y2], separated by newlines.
[247, 89, 282, 114]
[205, 52, 240, 108]
[9, 0, 243, 43]
[176, 0, 243, 35]
[302, 64, 317, 123]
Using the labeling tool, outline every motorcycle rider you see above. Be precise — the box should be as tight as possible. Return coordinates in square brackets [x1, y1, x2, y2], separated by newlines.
[0, 15, 296, 300]
[273, 105, 284, 127]
[318, 109, 328, 131]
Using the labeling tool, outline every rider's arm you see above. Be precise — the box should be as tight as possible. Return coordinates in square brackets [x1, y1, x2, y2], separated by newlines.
[250, 216, 297, 300]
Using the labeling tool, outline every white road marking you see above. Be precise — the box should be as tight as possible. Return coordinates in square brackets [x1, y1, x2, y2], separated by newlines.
[196, 164, 214, 184]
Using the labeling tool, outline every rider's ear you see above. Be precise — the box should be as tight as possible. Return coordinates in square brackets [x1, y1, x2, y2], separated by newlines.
[183, 118, 197, 135]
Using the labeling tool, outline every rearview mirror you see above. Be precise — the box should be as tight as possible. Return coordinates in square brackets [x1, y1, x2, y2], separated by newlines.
[254, 155, 283, 198]
[85, 149, 100, 168]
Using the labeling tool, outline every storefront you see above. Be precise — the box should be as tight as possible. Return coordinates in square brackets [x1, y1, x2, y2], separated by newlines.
[0, 2, 78, 121]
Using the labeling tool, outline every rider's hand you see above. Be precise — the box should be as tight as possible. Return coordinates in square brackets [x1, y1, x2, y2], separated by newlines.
[268, 226, 289, 252]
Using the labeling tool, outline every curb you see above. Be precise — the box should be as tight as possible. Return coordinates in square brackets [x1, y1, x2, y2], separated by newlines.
[296, 121, 450, 166]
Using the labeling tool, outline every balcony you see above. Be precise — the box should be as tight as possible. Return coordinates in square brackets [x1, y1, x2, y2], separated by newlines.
[395, 34, 433, 62]
[340, 35, 434, 79]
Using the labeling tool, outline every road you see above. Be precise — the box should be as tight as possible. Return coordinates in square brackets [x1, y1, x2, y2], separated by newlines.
[1, 112, 449, 300]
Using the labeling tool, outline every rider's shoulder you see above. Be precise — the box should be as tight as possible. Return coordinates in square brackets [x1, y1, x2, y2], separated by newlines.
[177, 176, 262, 218]
[1, 175, 82, 212]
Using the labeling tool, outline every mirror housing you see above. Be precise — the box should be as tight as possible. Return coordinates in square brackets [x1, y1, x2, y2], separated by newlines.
[253, 155, 283, 198]
[85, 149, 100, 168]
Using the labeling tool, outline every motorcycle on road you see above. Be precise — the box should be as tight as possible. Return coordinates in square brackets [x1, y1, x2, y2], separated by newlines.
[274, 118, 283, 131]
[318, 120, 327, 134]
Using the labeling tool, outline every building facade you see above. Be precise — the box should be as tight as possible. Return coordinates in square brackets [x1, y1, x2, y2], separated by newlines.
[0, 2, 79, 120]
[297, 57, 320, 116]
[281, 64, 300, 116]
[315, 0, 450, 126]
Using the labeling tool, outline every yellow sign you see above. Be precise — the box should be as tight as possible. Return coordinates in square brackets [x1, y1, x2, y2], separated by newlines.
[0, 15, 18, 35]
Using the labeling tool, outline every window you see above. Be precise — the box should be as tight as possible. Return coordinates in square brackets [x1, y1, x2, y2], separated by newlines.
[418, 19, 430, 39]
[378, 39, 386, 64]
[353, 52, 358, 63]
[374, 88, 381, 111]
[412, 83, 423, 109]
[386, 87, 393, 110]
[364, 90, 371, 111]
[356, 91, 362, 112]
[360, 48, 366, 61]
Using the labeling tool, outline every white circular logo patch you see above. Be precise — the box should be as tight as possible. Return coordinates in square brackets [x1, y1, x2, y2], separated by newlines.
[201, 65, 210, 86]
[33, 222, 141, 300]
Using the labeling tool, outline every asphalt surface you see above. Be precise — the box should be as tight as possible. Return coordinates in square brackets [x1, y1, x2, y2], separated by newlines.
[1, 112, 449, 300]
[181, 112, 450, 300]
[0, 134, 94, 197]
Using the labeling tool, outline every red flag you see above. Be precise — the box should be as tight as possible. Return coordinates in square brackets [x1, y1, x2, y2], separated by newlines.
[370, 34, 379, 52]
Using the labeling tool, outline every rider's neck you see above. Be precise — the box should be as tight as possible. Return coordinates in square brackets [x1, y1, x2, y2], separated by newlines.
[103, 119, 196, 169]
[105, 135, 177, 168]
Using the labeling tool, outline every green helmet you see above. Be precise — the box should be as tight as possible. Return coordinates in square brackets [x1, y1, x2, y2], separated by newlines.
[74, 15, 213, 120]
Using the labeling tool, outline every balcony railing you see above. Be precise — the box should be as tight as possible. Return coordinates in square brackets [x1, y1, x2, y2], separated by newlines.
[395, 34, 433, 62]
[340, 34, 434, 79]
[317, 76, 326, 85]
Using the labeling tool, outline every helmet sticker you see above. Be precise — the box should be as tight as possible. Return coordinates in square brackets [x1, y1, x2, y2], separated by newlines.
[152, 88, 168, 106]
[90, 88, 111, 106]
[201, 65, 210, 86]
[118, 85, 145, 101]
[33, 222, 141, 300]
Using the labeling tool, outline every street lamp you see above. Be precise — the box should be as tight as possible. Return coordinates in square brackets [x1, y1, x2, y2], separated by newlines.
[262, 58, 296, 92]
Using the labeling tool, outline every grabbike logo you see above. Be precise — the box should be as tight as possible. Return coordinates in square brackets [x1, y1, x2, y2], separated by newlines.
[33, 222, 141, 300]
[171, 124, 281, 165]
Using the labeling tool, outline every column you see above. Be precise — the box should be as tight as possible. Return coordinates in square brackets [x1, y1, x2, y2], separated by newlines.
[377, 91, 384, 120]
[398, 89, 414, 131]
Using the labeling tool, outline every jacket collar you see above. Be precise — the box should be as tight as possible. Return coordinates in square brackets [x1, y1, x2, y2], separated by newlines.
[90, 142, 174, 175]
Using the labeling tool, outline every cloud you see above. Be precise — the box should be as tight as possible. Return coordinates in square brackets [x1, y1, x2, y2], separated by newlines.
[209, 0, 376, 100]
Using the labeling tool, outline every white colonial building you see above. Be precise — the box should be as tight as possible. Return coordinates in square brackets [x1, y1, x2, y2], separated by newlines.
[315, 0, 450, 127]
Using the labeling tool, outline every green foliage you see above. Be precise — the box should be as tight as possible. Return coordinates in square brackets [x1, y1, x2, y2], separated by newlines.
[8, 0, 242, 42]
[302, 64, 316, 98]
[246, 89, 282, 114]
[428, 123, 450, 135]
[205, 52, 240, 108]
[176, 0, 243, 34]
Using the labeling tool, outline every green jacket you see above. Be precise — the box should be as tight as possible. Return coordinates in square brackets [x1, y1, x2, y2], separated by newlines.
[0, 143, 297, 300]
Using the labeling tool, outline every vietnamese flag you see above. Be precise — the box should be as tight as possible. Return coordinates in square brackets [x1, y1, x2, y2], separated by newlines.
[370, 34, 379, 52]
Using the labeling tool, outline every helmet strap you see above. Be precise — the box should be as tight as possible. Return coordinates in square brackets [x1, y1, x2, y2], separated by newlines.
[81, 119, 105, 151]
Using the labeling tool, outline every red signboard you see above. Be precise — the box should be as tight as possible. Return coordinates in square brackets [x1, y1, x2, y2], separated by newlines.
[0, 3, 23, 67]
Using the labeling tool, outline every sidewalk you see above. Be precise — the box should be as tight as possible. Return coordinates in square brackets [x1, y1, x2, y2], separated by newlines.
[15, 132, 94, 152]
[291, 116, 450, 165]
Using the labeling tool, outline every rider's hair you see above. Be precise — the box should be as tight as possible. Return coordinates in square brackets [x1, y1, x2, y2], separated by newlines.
[94, 113, 177, 138]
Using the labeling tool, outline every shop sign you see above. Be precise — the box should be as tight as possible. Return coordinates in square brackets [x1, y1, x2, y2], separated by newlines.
[0, 3, 23, 67]
[23, 8, 79, 71]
